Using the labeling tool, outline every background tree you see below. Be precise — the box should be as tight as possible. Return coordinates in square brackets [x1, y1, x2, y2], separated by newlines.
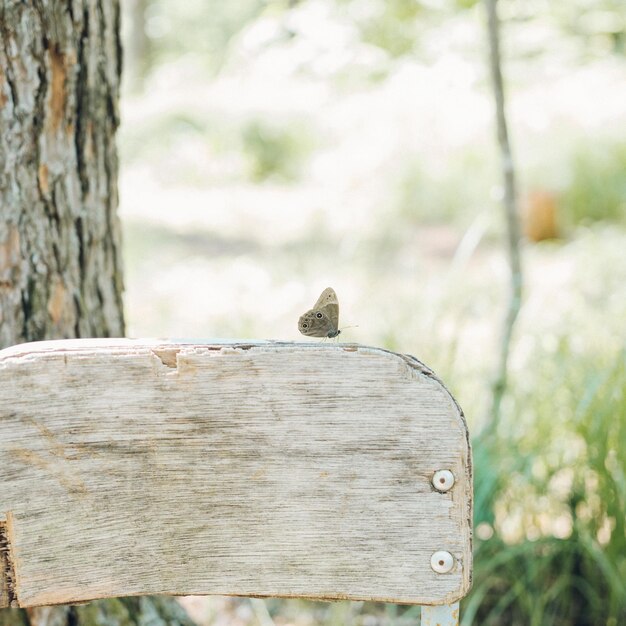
[0, 3, 194, 626]
[485, 0, 523, 427]
[0, 0, 123, 346]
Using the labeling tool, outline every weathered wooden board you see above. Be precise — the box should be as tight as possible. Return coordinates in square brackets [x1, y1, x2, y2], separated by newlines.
[0, 340, 472, 608]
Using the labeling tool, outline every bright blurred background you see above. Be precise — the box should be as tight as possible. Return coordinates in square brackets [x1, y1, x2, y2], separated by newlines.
[118, 1, 626, 624]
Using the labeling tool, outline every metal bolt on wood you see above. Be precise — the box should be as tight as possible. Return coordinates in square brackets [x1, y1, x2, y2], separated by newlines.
[430, 551, 454, 574]
[432, 469, 455, 492]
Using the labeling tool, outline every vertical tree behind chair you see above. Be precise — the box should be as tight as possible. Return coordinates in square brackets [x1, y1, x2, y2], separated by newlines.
[0, 4, 195, 626]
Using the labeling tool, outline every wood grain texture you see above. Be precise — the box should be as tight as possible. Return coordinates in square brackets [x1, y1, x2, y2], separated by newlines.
[0, 339, 472, 608]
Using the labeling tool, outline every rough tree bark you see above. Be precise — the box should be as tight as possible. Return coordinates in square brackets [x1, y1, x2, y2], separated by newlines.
[0, 0, 124, 347]
[0, 3, 194, 626]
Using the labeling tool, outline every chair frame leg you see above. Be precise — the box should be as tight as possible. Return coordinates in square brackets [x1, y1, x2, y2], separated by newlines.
[421, 602, 460, 626]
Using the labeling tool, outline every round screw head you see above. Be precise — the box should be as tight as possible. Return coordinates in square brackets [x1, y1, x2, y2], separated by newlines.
[430, 550, 454, 574]
[432, 469, 455, 492]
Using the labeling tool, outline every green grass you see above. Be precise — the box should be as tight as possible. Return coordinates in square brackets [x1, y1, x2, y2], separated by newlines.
[467, 339, 626, 625]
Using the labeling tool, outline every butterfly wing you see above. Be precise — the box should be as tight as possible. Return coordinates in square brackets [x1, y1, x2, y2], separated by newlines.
[298, 310, 333, 337]
[317, 288, 339, 334]
[298, 288, 340, 338]
[313, 287, 338, 309]
[320, 302, 339, 332]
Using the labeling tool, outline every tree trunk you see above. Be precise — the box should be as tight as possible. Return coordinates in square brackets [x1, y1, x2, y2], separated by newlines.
[0, 3, 194, 626]
[0, 0, 124, 347]
[484, 0, 523, 430]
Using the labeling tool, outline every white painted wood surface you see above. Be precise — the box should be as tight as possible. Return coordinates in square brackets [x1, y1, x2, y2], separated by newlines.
[0, 339, 472, 608]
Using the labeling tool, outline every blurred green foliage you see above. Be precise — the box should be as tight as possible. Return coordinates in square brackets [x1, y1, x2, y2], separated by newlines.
[549, 0, 626, 55]
[561, 142, 626, 225]
[119, 1, 626, 624]
[339, 0, 426, 57]
[242, 118, 316, 182]
[469, 341, 626, 624]
[120, 109, 316, 185]
[390, 138, 626, 231]
[142, 0, 266, 73]
[393, 150, 495, 226]
[126, 0, 626, 77]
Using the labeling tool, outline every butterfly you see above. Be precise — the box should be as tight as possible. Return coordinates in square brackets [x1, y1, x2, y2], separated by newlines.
[298, 287, 341, 338]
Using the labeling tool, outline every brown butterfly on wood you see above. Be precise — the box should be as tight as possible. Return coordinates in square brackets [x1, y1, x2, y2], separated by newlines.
[298, 287, 341, 338]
